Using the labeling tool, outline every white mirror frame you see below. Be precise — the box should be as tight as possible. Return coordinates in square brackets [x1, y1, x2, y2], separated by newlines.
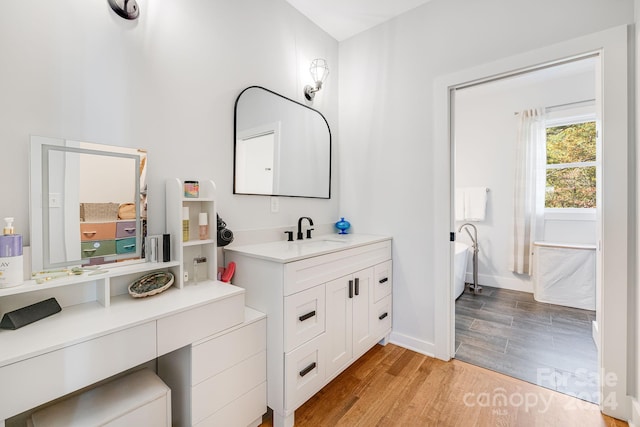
[30, 135, 145, 273]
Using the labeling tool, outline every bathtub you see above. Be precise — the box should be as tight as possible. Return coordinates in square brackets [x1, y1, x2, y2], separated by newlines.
[533, 241, 596, 310]
[454, 242, 470, 299]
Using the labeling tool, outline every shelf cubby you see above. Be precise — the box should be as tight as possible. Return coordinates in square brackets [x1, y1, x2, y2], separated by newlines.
[166, 179, 218, 288]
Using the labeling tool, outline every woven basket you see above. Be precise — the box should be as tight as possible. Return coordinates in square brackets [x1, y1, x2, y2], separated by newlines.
[82, 203, 120, 222]
[118, 203, 136, 220]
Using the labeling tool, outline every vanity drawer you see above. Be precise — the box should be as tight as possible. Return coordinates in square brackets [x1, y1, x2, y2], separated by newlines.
[116, 220, 137, 238]
[374, 260, 392, 302]
[156, 293, 245, 356]
[283, 240, 392, 296]
[373, 295, 392, 339]
[81, 240, 116, 258]
[80, 222, 116, 241]
[192, 316, 266, 385]
[284, 333, 326, 412]
[192, 351, 266, 425]
[284, 284, 326, 352]
[116, 237, 136, 254]
[195, 382, 266, 427]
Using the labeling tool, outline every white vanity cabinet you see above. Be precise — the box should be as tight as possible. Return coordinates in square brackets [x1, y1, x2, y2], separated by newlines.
[224, 235, 392, 427]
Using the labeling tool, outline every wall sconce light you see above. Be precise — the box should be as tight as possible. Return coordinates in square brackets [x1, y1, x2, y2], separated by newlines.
[108, 0, 140, 20]
[304, 59, 330, 101]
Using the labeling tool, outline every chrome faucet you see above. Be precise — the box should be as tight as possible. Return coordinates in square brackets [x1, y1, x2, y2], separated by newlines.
[297, 216, 314, 240]
[458, 223, 477, 248]
[458, 223, 481, 294]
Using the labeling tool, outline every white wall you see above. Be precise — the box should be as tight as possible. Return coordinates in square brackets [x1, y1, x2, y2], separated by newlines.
[338, 0, 633, 354]
[0, 0, 339, 249]
[454, 65, 596, 292]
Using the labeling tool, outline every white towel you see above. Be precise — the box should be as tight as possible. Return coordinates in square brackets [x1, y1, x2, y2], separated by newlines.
[464, 187, 487, 221]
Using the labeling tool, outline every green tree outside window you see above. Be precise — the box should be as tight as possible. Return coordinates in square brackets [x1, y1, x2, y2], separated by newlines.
[545, 122, 597, 208]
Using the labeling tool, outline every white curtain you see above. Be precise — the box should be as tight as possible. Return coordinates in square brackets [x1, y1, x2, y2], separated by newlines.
[510, 108, 546, 275]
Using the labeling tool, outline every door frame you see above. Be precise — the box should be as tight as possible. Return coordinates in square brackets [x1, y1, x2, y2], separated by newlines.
[432, 25, 630, 420]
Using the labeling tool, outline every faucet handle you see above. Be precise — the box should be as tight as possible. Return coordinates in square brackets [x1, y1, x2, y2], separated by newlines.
[284, 231, 294, 242]
[306, 228, 314, 239]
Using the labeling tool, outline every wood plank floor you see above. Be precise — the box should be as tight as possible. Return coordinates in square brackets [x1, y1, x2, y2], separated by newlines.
[455, 286, 598, 402]
[260, 343, 626, 427]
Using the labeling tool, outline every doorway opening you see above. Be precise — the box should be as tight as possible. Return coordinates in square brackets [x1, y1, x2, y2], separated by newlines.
[451, 56, 600, 403]
[434, 26, 629, 419]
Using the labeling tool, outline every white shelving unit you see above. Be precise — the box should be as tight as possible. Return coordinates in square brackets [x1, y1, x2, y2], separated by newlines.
[0, 260, 179, 310]
[165, 179, 217, 288]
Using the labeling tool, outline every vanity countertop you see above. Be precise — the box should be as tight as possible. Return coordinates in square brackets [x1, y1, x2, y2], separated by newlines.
[223, 233, 392, 263]
[0, 280, 243, 368]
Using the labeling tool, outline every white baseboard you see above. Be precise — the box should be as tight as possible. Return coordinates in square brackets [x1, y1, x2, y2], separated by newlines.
[389, 331, 436, 358]
[465, 272, 533, 293]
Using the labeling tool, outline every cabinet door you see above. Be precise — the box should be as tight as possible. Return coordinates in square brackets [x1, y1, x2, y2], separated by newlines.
[352, 267, 374, 357]
[325, 275, 353, 380]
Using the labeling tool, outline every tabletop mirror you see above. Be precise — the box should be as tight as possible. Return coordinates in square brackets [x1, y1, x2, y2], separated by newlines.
[30, 136, 147, 273]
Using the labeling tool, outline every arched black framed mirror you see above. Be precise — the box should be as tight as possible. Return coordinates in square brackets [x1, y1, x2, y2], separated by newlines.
[234, 86, 331, 198]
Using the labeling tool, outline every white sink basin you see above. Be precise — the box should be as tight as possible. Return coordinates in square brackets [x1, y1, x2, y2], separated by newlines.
[298, 238, 348, 247]
[224, 234, 391, 263]
[274, 238, 349, 255]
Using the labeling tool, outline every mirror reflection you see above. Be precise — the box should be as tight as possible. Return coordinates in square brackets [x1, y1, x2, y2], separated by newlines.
[31, 136, 147, 272]
[234, 86, 331, 198]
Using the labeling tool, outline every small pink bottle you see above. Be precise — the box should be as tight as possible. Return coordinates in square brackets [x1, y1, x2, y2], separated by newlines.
[199, 213, 209, 240]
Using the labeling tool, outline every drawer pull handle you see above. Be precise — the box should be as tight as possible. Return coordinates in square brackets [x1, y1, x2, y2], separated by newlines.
[123, 244, 135, 249]
[299, 362, 317, 377]
[348, 280, 353, 299]
[82, 231, 97, 237]
[379, 312, 388, 320]
[299, 311, 316, 322]
[379, 277, 388, 284]
[83, 249, 97, 254]
[355, 277, 360, 296]
[124, 228, 136, 233]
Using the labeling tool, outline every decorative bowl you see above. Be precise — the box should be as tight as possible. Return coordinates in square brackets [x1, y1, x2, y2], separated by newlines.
[128, 271, 174, 298]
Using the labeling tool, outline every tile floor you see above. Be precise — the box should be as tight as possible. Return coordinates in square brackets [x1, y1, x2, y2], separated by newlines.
[455, 285, 599, 403]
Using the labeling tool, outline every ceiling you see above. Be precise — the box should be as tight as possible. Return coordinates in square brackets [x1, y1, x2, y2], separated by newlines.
[285, 0, 433, 41]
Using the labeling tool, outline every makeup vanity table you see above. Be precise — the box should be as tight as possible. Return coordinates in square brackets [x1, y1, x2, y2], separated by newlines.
[0, 266, 255, 426]
[1, 152, 267, 426]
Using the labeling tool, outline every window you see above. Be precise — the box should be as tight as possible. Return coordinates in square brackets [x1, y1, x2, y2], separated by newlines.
[544, 118, 597, 210]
